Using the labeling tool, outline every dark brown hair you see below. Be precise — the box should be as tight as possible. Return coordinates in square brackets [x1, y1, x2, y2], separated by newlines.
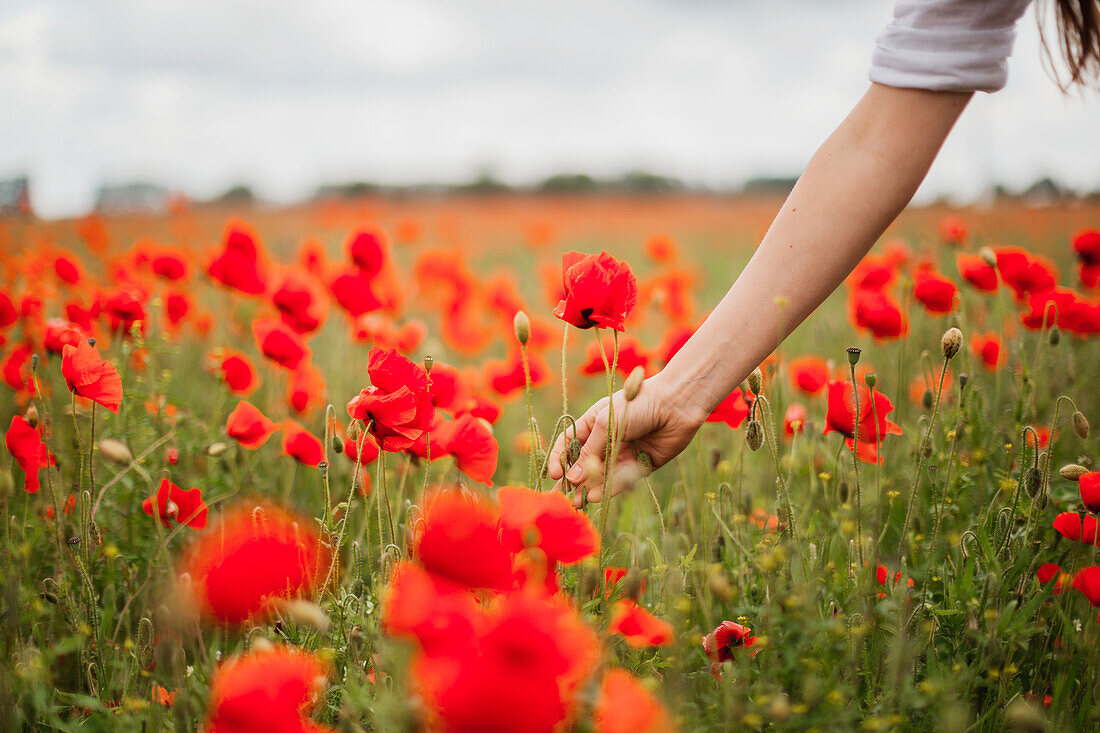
[1044, 0, 1100, 88]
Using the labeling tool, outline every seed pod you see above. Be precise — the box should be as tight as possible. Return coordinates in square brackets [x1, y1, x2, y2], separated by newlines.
[1023, 467, 1041, 497]
[747, 368, 763, 395]
[98, 438, 133, 465]
[846, 347, 861, 366]
[746, 420, 764, 451]
[1060, 463, 1088, 481]
[941, 327, 963, 360]
[863, 372, 877, 389]
[1073, 411, 1090, 439]
[513, 310, 531, 345]
[838, 481, 849, 504]
[978, 246, 997, 267]
[423, 355, 434, 373]
[1048, 327, 1060, 346]
[959, 373, 969, 390]
[624, 366, 645, 401]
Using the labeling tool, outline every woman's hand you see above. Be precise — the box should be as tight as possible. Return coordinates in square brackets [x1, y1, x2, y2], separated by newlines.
[546, 373, 707, 507]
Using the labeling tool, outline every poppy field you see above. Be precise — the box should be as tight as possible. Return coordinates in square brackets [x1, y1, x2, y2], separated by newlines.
[1, 195, 1100, 732]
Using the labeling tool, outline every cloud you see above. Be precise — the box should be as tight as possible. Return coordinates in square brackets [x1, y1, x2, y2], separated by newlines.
[0, 0, 1097, 217]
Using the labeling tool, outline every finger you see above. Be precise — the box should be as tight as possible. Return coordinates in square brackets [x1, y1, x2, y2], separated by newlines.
[566, 412, 609, 485]
[585, 454, 645, 504]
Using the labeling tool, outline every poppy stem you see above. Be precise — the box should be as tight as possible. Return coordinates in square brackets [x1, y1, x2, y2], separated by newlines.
[71, 392, 85, 494]
[849, 364, 865, 566]
[520, 341, 539, 488]
[897, 356, 949, 559]
[560, 322, 569, 417]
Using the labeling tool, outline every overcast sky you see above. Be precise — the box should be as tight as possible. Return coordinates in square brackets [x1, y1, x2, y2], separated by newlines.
[3, 0, 1099, 218]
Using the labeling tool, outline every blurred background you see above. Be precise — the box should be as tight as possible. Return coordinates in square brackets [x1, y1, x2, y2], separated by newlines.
[3, 0, 1099, 219]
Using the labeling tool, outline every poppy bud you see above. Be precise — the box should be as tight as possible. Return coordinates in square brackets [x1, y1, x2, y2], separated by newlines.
[513, 310, 531, 345]
[747, 368, 763, 395]
[278, 599, 331, 633]
[1034, 492, 1049, 510]
[838, 481, 849, 504]
[67, 536, 80, 548]
[959, 373, 969, 390]
[863, 372, 877, 389]
[567, 438, 582, 464]
[1060, 463, 1088, 481]
[846, 347, 861, 366]
[40, 590, 59, 604]
[98, 438, 133, 465]
[636, 450, 654, 474]
[347, 421, 362, 442]
[709, 449, 722, 470]
[1048, 327, 1060, 346]
[941, 327, 963, 360]
[746, 420, 764, 451]
[979, 246, 997, 267]
[922, 390, 934, 410]
[318, 461, 329, 479]
[206, 442, 228, 457]
[30, 353, 39, 370]
[624, 366, 645, 401]
[1073, 411, 1090, 439]
[24, 404, 38, 428]
[1023, 467, 1041, 497]
[332, 434, 344, 454]
[423, 355, 434, 373]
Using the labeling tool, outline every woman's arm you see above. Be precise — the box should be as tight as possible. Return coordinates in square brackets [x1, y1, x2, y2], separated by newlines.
[548, 83, 974, 502]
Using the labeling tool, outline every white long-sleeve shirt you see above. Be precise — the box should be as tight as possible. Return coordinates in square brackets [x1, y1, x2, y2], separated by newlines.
[870, 0, 1034, 92]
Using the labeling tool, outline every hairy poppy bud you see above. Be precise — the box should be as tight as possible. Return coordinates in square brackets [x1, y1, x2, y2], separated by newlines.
[922, 390, 934, 410]
[863, 372, 877, 389]
[941, 327, 963, 360]
[23, 404, 39, 428]
[746, 420, 764, 451]
[513, 310, 531, 345]
[1048, 327, 1060, 346]
[40, 590, 59, 605]
[838, 481, 849, 504]
[1023, 467, 1041, 497]
[1034, 492, 1049, 510]
[745, 368, 762, 395]
[347, 421, 362, 442]
[1073, 411, 1090, 439]
[567, 438, 582, 464]
[846, 347, 861, 366]
[331, 434, 344, 455]
[206, 442, 228, 457]
[978, 246, 997, 267]
[1060, 463, 1088, 481]
[624, 366, 645, 401]
[98, 438, 133, 465]
[636, 450, 654, 474]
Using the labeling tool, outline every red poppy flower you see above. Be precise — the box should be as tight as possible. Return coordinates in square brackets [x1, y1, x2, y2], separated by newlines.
[151, 253, 188, 282]
[602, 567, 648, 598]
[850, 287, 908, 340]
[784, 402, 807, 436]
[103, 288, 147, 336]
[43, 319, 87, 356]
[282, 420, 324, 467]
[413, 489, 513, 591]
[1052, 512, 1100, 545]
[499, 486, 599, 567]
[54, 255, 83, 284]
[580, 337, 649, 378]
[455, 393, 503, 425]
[207, 220, 268, 295]
[217, 350, 259, 395]
[1036, 562, 1068, 594]
[1071, 566, 1100, 609]
[486, 350, 550, 399]
[204, 646, 334, 733]
[1079, 472, 1100, 514]
[1072, 228, 1100, 287]
[347, 348, 434, 452]
[2, 343, 34, 394]
[5, 416, 53, 494]
[657, 324, 694, 364]
[271, 270, 326, 334]
[181, 502, 330, 624]
[706, 387, 750, 429]
[288, 363, 326, 416]
[329, 269, 383, 317]
[142, 477, 208, 529]
[995, 247, 1058, 302]
[425, 362, 468, 414]
[0, 291, 16, 330]
[553, 251, 638, 331]
[344, 430, 381, 466]
[875, 563, 915, 598]
[164, 289, 192, 330]
[62, 341, 123, 414]
[848, 255, 897, 290]
[609, 599, 674, 648]
[383, 560, 481, 659]
[912, 267, 958, 315]
[252, 318, 311, 371]
[822, 380, 902, 464]
[788, 355, 829, 396]
[938, 214, 968, 245]
[346, 226, 389, 278]
[226, 401, 280, 449]
[971, 332, 1006, 371]
[593, 668, 676, 733]
[956, 252, 998, 292]
[702, 620, 757, 678]
[435, 414, 499, 486]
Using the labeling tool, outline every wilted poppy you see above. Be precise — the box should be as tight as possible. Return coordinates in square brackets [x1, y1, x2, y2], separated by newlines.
[62, 340, 123, 414]
[204, 646, 333, 733]
[180, 502, 330, 624]
[226, 401, 280, 449]
[553, 251, 638, 331]
[142, 477, 208, 529]
[5, 416, 53, 494]
[609, 599, 674, 648]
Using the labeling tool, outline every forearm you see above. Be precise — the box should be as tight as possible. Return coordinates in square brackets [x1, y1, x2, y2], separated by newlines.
[658, 83, 972, 418]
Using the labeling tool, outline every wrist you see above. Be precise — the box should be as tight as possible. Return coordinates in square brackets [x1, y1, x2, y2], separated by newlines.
[647, 368, 711, 428]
